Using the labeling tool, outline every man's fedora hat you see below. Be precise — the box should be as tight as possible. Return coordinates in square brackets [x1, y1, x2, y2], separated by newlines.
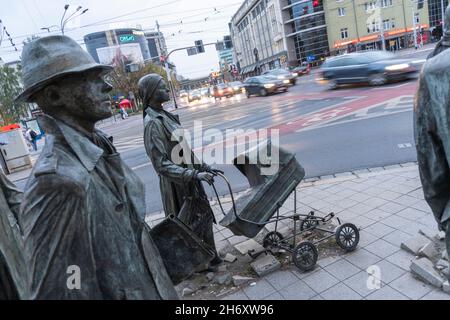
[15, 35, 113, 103]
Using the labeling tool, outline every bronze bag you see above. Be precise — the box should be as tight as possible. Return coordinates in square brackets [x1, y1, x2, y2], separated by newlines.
[150, 201, 215, 285]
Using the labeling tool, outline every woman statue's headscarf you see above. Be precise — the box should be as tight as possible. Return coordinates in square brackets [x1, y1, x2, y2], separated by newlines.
[138, 73, 163, 117]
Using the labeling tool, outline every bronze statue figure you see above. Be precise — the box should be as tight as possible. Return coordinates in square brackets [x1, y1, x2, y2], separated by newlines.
[428, 5, 450, 59]
[414, 41, 450, 279]
[0, 171, 27, 299]
[15, 36, 178, 299]
[140, 74, 223, 270]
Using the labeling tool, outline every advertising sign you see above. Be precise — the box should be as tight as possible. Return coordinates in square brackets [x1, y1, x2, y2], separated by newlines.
[97, 43, 144, 66]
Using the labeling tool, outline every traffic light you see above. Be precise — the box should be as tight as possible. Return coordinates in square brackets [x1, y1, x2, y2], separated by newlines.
[195, 40, 205, 53]
[417, 0, 424, 9]
[224, 35, 233, 49]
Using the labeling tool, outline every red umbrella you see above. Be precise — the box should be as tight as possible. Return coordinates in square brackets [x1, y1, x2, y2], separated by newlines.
[119, 99, 132, 108]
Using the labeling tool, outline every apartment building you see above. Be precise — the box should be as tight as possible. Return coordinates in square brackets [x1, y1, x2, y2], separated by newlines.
[230, 0, 331, 75]
[326, 0, 430, 54]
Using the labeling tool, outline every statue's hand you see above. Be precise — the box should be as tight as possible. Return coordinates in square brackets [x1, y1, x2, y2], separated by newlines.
[204, 166, 224, 176]
[197, 172, 215, 185]
[210, 168, 224, 175]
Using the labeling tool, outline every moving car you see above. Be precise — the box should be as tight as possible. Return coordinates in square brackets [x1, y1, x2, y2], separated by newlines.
[179, 90, 188, 98]
[200, 87, 210, 97]
[228, 81, 245, 94]
[262, 69, 297, 85]
[319, 51, 419, 89]
[188, 90, 202, 102]
[292, 62, 311, 76]
[212, 83, 234, 100]
[243, 76, 288, 98]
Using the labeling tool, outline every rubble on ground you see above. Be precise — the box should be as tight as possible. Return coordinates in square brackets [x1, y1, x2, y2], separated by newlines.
[401, 230, 449, 294]
[250, 253, 281, 277]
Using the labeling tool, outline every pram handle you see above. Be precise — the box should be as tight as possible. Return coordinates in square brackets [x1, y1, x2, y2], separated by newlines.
[210, 172, 238, 220]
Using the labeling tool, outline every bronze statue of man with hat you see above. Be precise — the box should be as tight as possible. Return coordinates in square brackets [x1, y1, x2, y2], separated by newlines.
[415, 14, 450, 279]
[16, 35, 178, 299]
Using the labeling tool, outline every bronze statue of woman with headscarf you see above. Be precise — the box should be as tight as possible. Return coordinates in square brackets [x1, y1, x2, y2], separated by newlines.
[139, 74, 223, 270]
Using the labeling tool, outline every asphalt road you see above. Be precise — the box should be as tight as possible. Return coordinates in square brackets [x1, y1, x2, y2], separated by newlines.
[96, 47, 432, 214]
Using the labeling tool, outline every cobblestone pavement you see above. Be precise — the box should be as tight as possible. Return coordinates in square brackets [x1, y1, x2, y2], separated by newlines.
[146, 163, 450, 300]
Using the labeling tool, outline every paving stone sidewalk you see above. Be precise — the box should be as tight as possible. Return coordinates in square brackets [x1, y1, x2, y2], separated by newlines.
[145, 163, 450, 300]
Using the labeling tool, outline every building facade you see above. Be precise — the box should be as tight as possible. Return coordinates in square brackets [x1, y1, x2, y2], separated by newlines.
[145, 31, 167, 62]
[427, 0, 448, 40]
[230, 0, 288, 76]
[281, 0, 330, 66]
[218, 48, 234, 70]
[84, 28, 151, 65]
[326, 0, 430, 54]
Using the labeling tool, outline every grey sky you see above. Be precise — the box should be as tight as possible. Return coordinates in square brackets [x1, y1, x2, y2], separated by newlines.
[0, 0, 242, 78]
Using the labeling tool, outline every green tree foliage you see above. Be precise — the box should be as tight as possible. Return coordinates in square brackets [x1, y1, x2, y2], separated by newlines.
[0, 65, 28, 125]
[107, 62, 178, 111]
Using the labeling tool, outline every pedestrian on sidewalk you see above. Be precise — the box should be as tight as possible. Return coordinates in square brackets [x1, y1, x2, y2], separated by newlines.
[119, 107, 127, 119]
[15, 35, 178, 300]
[25, 128, 38, 151]
[415, 40, 450, 280]
[139, 73, 223, 271]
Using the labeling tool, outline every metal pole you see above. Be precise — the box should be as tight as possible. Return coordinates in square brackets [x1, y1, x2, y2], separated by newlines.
[165, 60, 177, 109]
[442, 0, 446, 35]
[412, 6, 418, 48]
[378, 0, 386, 50]
[158, 20, 179, 109]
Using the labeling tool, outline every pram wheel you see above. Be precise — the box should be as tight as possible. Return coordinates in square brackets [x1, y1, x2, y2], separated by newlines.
[335, 223, 359, 252]
[300, 217, 319, 231]
[292, 241, 318, 271]
[263, 231, 284, 249]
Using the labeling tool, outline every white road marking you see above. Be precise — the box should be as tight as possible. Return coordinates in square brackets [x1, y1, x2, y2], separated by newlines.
[398, 143, 413, 149]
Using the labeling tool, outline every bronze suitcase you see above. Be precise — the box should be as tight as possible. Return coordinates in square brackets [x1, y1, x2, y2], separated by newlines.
[150, 204, 215, 285]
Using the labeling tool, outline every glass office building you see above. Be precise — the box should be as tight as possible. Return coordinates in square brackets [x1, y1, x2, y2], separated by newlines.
[284, 0, 329, 64]
[428, 0, 448, 27]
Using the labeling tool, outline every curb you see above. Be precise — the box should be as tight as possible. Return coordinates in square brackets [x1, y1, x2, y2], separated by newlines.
[146, 161, 419, 218]
[304, 162, 417, 183]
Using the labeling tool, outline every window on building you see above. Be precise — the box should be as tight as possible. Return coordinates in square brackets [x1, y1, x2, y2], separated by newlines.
[365, 2, 376, 12]
[383, 19, 390, 30]
[367, 20, 380, 33]
[391, 18, 396, 29]
[340, 28, 349, 39]
[338, 7, 345, 16]
[415, 13, 420, 24]
[381, 0, 393, 7]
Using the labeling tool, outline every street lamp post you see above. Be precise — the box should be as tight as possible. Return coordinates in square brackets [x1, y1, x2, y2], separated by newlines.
[442, 0, 446, 34]
[412, 2, 418, 49]
[378, 0, 387, 50]
[61, 5, 88, 35]
[60, 4, 70, 35]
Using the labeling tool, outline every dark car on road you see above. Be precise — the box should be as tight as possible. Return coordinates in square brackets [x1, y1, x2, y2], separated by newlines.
[243, 76, 288, 98]
[262, 68, 297, 85]
[228, 81, 245, 94]
[319, 51, 419, 89]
